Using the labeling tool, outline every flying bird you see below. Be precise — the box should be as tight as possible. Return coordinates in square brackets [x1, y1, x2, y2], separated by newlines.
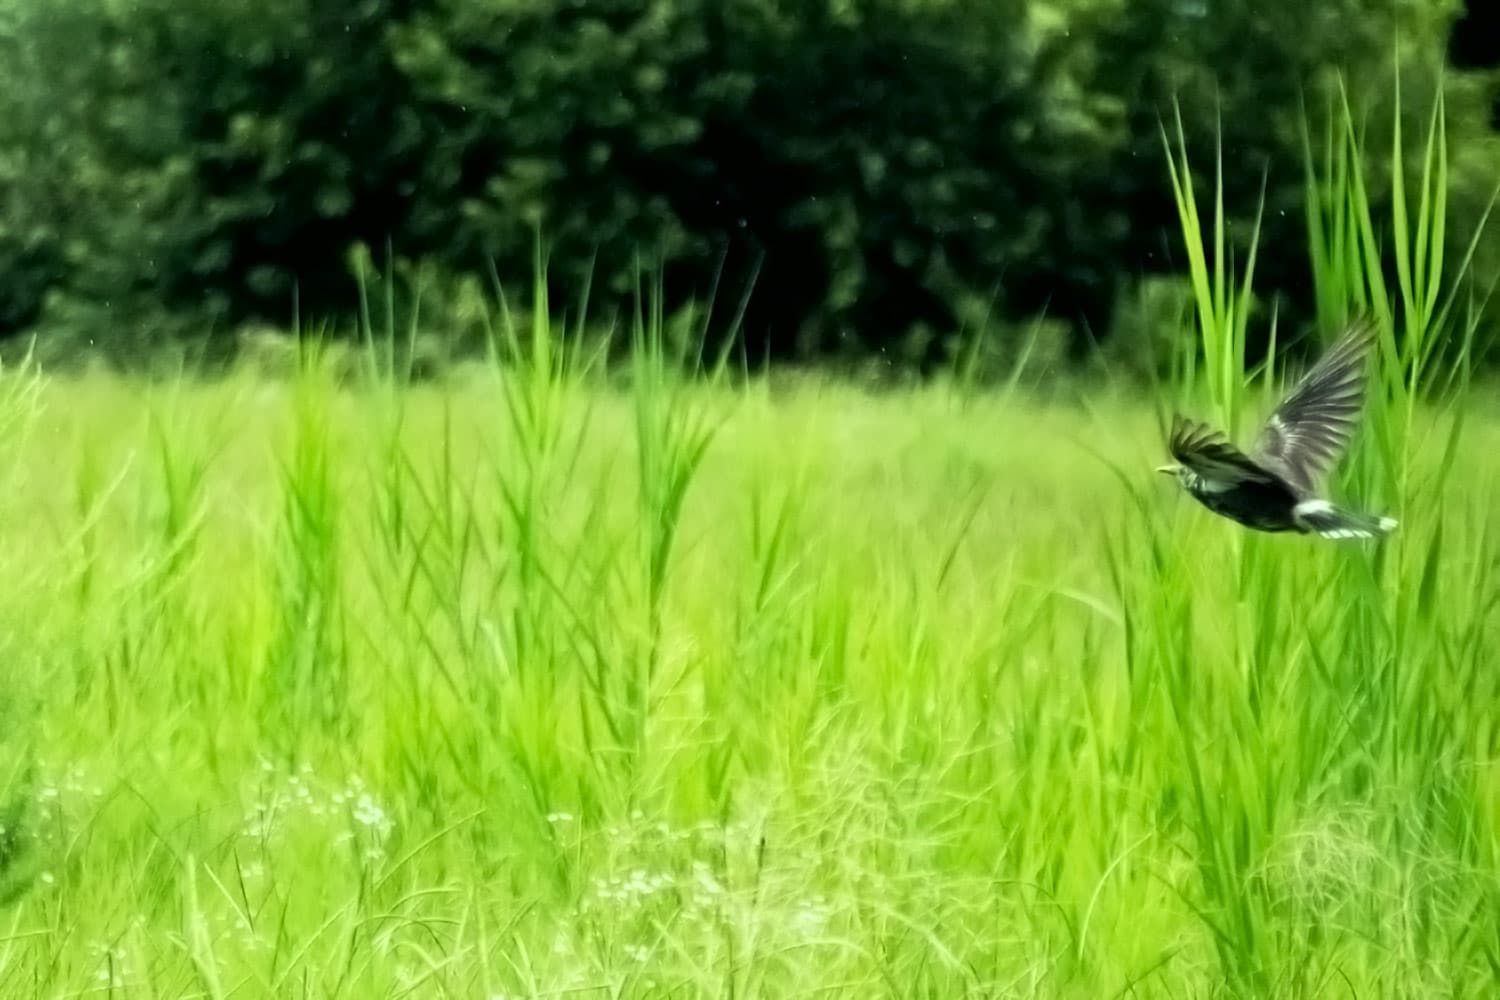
[1156, 318, 1397, 539]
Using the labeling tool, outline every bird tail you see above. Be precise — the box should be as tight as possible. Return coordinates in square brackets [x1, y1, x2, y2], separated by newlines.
[1292, 499, 1398, 540]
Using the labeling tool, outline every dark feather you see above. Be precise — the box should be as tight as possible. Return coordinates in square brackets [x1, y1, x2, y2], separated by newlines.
[1168, 414, 1278, 485]
[1251, 318, 1377, 495]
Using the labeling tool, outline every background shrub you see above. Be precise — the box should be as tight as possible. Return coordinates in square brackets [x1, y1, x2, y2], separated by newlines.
[0, 0, 1495, 369]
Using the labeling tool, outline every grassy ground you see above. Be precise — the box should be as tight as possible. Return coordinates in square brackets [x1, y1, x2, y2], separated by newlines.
[0, 79, 1493, 1000]
[0, 343, 1494, 998]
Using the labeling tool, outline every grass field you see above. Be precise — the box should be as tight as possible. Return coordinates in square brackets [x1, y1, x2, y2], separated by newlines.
[0, 92, 1497, 999]
[0, 331, 1493, 998]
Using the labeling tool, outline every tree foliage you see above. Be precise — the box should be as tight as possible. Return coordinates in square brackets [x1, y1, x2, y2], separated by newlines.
[0, 0, 1490, 367]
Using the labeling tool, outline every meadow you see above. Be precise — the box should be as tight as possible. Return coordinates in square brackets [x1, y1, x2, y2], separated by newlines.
[0, 102, 1497, 999]
[0, 314, 1489, 998]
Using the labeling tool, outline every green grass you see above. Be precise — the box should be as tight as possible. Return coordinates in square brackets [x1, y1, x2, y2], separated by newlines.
[0, 85, 1497, 1000]
[0, 330, 1494, 998]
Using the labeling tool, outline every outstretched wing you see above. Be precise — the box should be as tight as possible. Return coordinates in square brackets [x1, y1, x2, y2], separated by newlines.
[1251, 318, 1377, 495]
[1168, 414, 1279, 485]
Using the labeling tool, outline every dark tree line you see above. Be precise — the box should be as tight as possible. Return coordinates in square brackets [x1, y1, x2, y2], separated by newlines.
[0, 0, 1494, 370]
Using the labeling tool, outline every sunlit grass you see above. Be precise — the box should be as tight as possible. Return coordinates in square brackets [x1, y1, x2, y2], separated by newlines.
[0, 323, 1493, 997]
[0, 76, 1495, 1000]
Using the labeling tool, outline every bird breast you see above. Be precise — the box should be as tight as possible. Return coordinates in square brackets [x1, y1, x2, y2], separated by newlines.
[1181, 470, 1234, 494]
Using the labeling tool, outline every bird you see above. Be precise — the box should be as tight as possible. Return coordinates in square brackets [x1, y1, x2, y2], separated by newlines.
[1155, 317, 1398, 539]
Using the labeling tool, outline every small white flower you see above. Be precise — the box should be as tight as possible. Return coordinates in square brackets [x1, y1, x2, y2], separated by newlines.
[352, 794, 386, 828]
[790, 901, 830, 937]
[692, 863, 722, 896]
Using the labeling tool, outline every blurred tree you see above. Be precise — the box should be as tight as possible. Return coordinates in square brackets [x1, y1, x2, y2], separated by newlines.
[1448, 0, 1500, 126]
[0, 0, 433, 353]
[391, 0, 1073, 366]
[173, 0, 430, 323]
[0, 2, 203, 340]
[0, 0, 1490, 369]
[1047, 0, 1469, 350]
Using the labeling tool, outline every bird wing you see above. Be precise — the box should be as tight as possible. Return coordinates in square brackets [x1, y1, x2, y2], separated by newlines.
[1168, 414, 1280, 485]
[1250, 318, 1376, 495]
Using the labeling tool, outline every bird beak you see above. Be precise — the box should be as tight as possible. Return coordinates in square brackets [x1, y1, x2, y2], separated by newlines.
[1154, 464, 1180, 475]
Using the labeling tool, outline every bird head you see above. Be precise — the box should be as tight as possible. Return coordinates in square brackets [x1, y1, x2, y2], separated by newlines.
[1155, 462, 1192, 489]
